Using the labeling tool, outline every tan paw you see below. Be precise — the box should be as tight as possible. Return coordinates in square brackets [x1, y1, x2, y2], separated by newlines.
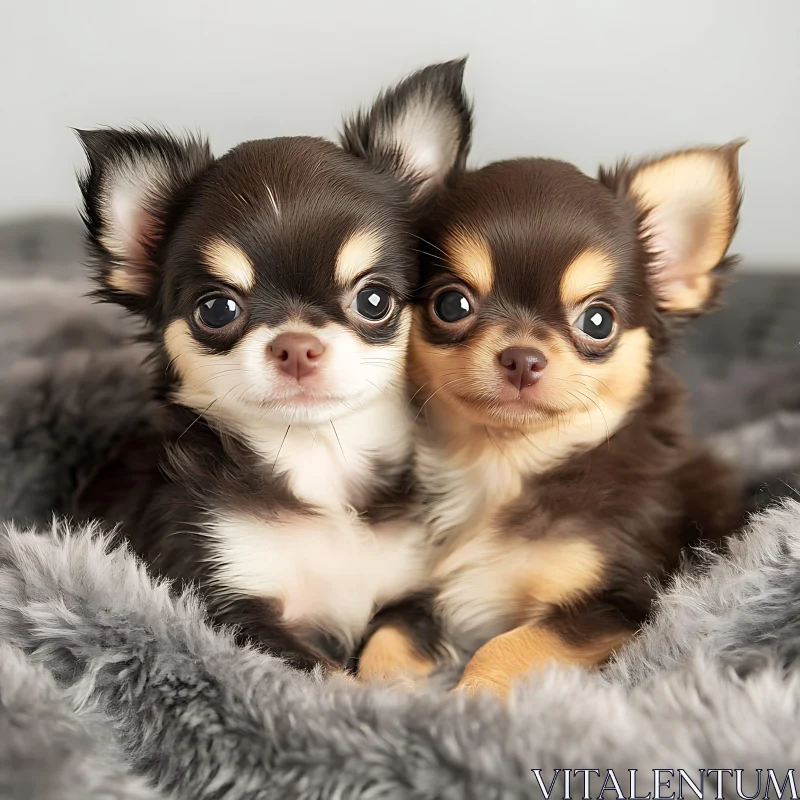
[454, 665, 513, 699]
[357, 626, 435, 686]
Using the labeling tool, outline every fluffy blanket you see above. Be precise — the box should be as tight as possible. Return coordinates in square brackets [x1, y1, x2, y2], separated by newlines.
[2, 504, 800, 799]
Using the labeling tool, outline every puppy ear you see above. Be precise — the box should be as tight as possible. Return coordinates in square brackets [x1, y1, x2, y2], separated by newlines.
[340, 58, 472, 203]
[602, 141, 744, 315]
[77, 127, 212, 309]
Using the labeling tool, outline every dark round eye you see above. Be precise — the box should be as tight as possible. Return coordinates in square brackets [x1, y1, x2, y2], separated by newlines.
[434, 290, 472, 323]
[576, 306, 615, 340]
[197, 296, 242, 329]
[354, 286, 393, 321]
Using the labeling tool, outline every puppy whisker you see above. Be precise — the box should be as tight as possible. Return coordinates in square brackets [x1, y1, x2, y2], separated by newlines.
[271, 425, 291, 475]
[565, 373, 617, 399]
[330, 420, 347, 464]
[573, 382, 613, 411]
[407, 380, 435, 409]
[177, 398, 217, 442]
[212, 383, 249, 422]
[411, 248, 449, 266]
[484, 426, 514, 467]
[520, 430, 547, 457]
[565, 389, 592, 422]
[194, 369, 246, 390]
[365, 379, 389, 401]
[414, 378, 470, 421]
[574, 390, 610, 446]
[558, 377, 613, 411]
[412, 233, 447, 256]
[165, 355, 180, 375]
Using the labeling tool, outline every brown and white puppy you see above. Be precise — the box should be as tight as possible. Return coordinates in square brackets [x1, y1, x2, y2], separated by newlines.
[359, 141, 746, 694]
[74, 60, 471, 673]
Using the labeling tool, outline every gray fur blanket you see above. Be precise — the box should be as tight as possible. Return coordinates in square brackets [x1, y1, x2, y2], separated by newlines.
[3, 503, 800, 799]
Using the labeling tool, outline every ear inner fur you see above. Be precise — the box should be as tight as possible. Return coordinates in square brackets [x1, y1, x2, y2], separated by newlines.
[77, 127, 213, 307]
[340, 58, 472, 203]
[621, 144, 743, 313]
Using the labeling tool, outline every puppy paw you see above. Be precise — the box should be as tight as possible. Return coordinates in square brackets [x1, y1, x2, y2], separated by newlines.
[454, 665, 513, 699]
[452, 627, 537, 699]
[357, 626, 435, 687]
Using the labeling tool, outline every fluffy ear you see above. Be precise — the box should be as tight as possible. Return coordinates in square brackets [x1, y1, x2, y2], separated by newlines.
[602, 141, 745, 315]
[77, 127, 213, 308]
[340, 58, 472, 204]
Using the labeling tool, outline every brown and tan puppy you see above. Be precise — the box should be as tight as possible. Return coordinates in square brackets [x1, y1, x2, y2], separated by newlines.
[358, 141, 746, 696]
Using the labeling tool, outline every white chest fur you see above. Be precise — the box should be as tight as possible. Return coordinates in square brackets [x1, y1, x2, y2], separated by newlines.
[206, 511, 428, 644]
[202, 396, 427, 644]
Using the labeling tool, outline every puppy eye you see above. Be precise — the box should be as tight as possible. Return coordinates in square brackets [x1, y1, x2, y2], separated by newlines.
[197, 296, 242, 329]
[575, 305, 615, 340]
[434, 290, 472, 323]
[353, 286, 393, 321]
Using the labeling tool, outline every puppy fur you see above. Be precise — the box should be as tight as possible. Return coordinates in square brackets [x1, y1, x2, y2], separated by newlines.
[74, 60, 472, 672]
[360, 139, 746, 695]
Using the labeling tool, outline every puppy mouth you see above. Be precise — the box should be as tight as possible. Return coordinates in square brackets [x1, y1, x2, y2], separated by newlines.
[451, 385, 559, 423]
[242, 377, 385, 412]
[244, 389, 352, 409]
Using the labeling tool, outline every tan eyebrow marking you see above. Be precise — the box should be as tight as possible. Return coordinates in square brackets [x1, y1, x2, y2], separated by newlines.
[335, 228, 385, 287]
[559, 250, 616, 306]
[443, 228, 494, 295]
[202, 238, 255, 292]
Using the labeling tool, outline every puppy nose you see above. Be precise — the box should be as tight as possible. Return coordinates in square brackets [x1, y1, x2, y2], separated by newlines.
[499, 347, 547, 390]
[268, 333, 325, 380]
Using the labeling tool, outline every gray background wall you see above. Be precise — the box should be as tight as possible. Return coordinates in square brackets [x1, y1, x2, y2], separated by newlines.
[1, 0, 798, 269]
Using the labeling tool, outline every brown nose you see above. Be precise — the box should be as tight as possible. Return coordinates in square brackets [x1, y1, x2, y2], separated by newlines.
[268, 333, 325, 380]
[499, 347, 547, 390]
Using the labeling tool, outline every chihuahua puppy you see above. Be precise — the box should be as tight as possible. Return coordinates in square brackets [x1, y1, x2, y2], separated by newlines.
[359, 140, 745, 694]
[74, 60, 472, 672]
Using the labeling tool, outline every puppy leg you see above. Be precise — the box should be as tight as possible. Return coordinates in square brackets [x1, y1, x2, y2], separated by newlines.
[456, 605, 633, 699]
[357, 593, 449, 686]
[358, 626, 436, 688]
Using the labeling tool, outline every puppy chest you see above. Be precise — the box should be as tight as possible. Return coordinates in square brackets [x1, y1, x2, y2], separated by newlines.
[243, 404, 414, 513]
[433, 531, 605, 650]
[205, 512, 427, 641]
[418, 442, 531, 542]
